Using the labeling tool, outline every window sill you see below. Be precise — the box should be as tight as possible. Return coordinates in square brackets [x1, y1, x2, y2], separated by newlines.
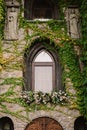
[25, 19, 65, 23]
[33, 18, 53, 21]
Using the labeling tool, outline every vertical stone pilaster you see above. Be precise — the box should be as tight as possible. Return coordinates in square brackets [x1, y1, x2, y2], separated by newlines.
[4, 0, 20, 40]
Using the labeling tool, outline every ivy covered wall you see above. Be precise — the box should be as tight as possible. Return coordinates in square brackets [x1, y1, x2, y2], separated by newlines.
[0, 0, 5, 38]
[78, 0, 87, 119]
[0, 0, 87, 121]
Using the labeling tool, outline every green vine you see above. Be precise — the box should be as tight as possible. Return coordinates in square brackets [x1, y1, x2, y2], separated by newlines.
[0, 0, 5, 38]
[0, 0, 87, 120]
[59, 40, 82, 88]
[76, 0, 87, 119]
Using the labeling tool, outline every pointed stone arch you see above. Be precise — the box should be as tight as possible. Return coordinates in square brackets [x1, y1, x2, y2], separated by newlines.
[23, 37, 63, 91]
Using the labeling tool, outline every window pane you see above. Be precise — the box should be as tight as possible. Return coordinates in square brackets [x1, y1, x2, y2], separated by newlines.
[33, 0, 53, 19]
[35, 51, 52, 62]
[35, 66, 52, 93]
[33, 9, 52, 19]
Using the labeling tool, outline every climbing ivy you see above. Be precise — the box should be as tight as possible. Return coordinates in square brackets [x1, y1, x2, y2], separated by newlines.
[59, 40, 82, 88]
[0, 0, 5, 38]
[0, 0, 87, 120]
[77, 0, 87, 119]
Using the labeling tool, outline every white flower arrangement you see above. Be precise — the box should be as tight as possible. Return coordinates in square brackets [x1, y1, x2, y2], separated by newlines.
[21, 90, 69, 105]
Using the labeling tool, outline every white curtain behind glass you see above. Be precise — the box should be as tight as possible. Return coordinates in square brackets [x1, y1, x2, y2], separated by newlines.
[35, 51, 52, 62]
[35, 66, 52, 93]
[33, 50, 54, 93]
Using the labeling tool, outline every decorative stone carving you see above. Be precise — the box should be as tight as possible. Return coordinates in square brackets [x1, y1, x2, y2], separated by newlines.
[4, 0, 20, 40]
[65, 6, 81, 39]
[5, 0, 20, 7]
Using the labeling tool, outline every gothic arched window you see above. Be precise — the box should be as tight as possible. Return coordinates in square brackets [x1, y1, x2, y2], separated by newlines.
[23, 41, 63, 92]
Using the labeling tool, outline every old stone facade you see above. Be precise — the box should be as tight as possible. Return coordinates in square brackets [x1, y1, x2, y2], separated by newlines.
[0, 0, 83, 130]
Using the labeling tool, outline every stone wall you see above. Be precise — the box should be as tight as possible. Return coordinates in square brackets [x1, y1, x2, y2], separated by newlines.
[0, 106, 80, 130]
[0, 1, 82, 130]
[0, 31, 80, 130]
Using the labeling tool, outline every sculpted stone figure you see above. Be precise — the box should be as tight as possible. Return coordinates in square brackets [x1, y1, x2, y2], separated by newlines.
[7, 8, 18, 40]
[69, 9, 80, 38]
[65, 7, 81, 39]
[4, 0, 20, 40]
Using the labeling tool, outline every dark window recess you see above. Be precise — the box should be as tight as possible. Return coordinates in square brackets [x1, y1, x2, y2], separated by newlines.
[0, 117, 14, 130]
[33, 8, 52, 19]
[74, 116, 87, 130]
[24, 0, 59, 20]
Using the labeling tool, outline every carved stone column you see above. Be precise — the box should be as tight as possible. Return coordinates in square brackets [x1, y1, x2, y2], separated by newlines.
[4, 0, 20, 40]
[65, 5, 81, 39]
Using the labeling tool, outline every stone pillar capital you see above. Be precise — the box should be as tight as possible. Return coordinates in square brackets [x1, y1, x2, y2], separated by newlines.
[5, 0, 20, 7]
